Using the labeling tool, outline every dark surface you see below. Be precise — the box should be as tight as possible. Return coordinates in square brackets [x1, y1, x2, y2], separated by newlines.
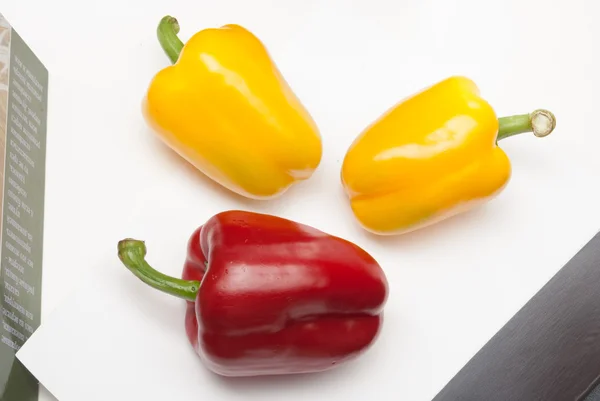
[433, 231, 600, 401]
[1, 360, 39, 401]
[585, 382, 600, 401]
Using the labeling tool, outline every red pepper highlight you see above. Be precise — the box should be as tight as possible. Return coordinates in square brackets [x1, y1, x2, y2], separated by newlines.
[117, 210, 389, 377]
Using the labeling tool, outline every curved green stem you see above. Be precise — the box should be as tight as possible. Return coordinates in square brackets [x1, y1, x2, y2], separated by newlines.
[117, 239, 199, 302]
[157, 15, 185, 64]
[497, 109, 556, 141]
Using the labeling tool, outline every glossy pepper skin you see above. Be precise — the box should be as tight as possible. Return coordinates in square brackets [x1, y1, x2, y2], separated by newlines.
[142, 16, 322, 200]
[117, 210, 388, 377]
[341, 76, 556, 235]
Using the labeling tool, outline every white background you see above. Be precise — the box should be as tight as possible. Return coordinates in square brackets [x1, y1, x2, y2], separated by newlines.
[3, 0, 600, 400]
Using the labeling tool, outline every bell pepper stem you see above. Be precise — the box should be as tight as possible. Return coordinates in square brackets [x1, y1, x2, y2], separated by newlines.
[117, 238, 200, 302]
[497, 109, 556, 141]
[157, 15, 185, 64]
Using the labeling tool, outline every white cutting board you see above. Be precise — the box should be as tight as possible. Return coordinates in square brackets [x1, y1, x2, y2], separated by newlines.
[15, 0, 600, 400]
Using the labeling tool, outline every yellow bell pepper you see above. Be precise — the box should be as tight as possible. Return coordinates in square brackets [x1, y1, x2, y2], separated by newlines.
[341, 76, 556, 235]
[142, 16, 322, 199]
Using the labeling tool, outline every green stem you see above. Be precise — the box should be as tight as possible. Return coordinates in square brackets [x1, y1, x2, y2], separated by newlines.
[157, 15, 185, 64]
[117, 239, 200, 302]
[497, 109, 556, 141]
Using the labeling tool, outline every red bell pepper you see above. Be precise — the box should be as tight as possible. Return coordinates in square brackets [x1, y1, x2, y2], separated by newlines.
[117, 210, 388, 377]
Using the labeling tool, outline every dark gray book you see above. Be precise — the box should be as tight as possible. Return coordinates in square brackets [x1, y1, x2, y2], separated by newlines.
[0, 13, 48, 401]
[433, 231, 600, 401]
